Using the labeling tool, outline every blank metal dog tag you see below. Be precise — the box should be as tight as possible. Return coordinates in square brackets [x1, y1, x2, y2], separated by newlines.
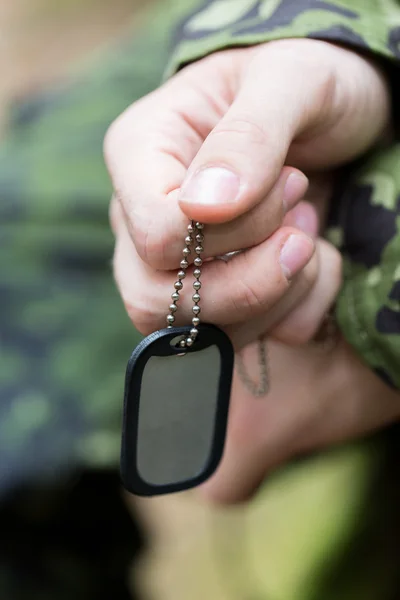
[121, 324, 234, 496]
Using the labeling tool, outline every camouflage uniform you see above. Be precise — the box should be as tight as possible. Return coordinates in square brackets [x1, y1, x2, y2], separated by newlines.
[1, 0, 400, 598]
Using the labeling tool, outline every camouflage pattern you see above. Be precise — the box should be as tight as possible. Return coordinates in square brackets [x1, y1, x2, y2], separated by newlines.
[1, 0, 400, 598]
[165, 0, 400, 78]
[327, 146, 400, 389]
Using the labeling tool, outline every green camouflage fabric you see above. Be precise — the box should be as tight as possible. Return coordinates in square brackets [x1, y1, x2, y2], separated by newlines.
[165, 0, 400, 77]
[166, 0, 400, 389]
[327, 146, 400, 389]
[1, 0, 400, 599]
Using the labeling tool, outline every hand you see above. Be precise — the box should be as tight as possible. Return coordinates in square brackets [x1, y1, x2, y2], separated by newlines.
[105, 39, 390, 347]
[110, 175, 340, 349]
[199, 336, 400, 504]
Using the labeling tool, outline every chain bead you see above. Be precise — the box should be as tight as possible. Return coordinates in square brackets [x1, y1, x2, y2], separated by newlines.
[164, 221, 267, 395]
[165, 222, 204, 349]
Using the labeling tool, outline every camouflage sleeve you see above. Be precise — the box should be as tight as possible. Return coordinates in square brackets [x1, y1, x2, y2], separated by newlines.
[165, 0, 400, 78]
[326, 145, 400, 390]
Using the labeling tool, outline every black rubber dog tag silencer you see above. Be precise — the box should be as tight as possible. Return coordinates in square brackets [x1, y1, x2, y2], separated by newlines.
[121, 324, 234, 496]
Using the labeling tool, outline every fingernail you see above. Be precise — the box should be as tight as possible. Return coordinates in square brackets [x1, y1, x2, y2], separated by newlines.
[283, 172, 308, 212]
[280, 234, 314, 279]
[180, 167, 240, 205]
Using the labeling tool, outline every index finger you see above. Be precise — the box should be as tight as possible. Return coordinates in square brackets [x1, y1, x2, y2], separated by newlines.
[104, 58, 232, 268]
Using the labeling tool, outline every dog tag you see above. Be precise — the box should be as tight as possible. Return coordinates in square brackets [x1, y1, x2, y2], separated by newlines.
[121, 324, 234, 496]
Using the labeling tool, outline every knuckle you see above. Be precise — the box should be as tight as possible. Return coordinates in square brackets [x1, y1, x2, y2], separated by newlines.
[125, 206, 176, 271]
[248, 201, 281, 242]
[210, 116, 267, 149]
[136, 211, 190, 271]
[246, 211, 267, 247]
[112, 195, 179, 271]
[131, 216, 168, 269]
[234, 275, 268, 317]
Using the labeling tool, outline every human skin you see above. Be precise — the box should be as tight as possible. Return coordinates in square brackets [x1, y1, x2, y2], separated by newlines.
[105, 39, 390, 347]
[105, 39, 400, 503]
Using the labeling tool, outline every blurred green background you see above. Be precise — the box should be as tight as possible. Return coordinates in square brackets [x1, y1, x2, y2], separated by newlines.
[0, 0, 138, 130]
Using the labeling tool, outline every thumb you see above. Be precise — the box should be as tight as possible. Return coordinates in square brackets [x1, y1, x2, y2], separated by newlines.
[177, 40, 341, 224]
